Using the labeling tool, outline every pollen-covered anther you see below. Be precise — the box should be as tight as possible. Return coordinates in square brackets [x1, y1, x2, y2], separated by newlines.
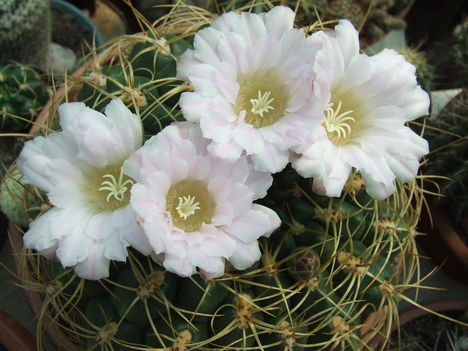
[337, 252, 367, 275]
[250, 90, 275, 117]
[323, 101, 356, 140]
[176, 195, 201, 220]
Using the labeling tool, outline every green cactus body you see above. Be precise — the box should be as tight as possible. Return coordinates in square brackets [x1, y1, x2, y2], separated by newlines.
[0, 0, 51, 68]
[398, 47, 435, 92]
[14, 16, 422, 350]
[21, 171, 417, 351]
[0, 64, 49, 132]
[452, 18, 468, 72]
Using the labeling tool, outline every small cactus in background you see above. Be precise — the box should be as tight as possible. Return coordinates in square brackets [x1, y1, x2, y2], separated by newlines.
[425, 90, 468, 226]
[0, 169, 42, 227]
[0, 0, 51, 69]
[325, 0, 364, 28]
[200, 0, 407, 43]
[452, 18, 468, 72]
[0, 63, 49, 133]
[324, 0, 406, 43]
[398, 47, 436, 92]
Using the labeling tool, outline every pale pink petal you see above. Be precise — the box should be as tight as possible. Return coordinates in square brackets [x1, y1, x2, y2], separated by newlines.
[263, 6, 294, 38]
[228, 239, 261, 271]
[207, 140, 243, 160]
[104, 99, 143, 154]
[232, 124, 266, 155]
[250, 143, 289, 173]
[401, 86, 430, 121]
[74, 242, 110, 280]
[23, 208, 60, 251]
[335, 19, 360, 67]
[56, 232, 93, 267]
[223, 205, 280, 243]
[164, 254, 196, 277]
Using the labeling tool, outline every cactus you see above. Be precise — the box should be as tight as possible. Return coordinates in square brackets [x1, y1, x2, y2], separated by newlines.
[324, 0, 406, 43]
[424, 90, 468, 225]
[0, 0, 51, 68]
[16, 168, 421, 351]
[0, 168, 42, 227]
[0, 63, 49, 133]
[200, 0, 406, 42]
[452, 18, 468, 72]
[398, 47, 436, 92]
[11, 4, 425, 351]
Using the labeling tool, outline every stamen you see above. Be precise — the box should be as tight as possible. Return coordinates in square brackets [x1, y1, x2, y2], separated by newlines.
[250, 90, 275, 117]
[98, 167, 134, 202]
[176, 195, 201, 220]
[323, 101, 356, 139]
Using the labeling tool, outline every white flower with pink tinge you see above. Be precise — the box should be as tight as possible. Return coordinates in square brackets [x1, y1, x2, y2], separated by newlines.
[124, 122, 280, 278]
[18, 99, 151, 280]
[292, 20, 430, 200]
[177, 6, 323, 173]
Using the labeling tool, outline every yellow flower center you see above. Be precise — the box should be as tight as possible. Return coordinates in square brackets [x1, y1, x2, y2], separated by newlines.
[323, 93, 363, 145]
[235, 70, 289, 128]
[85, 165, 134, 212]
[166, 179, 216, 232]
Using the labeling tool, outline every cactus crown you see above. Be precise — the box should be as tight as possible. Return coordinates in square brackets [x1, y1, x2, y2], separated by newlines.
[0, 63, 49, 133]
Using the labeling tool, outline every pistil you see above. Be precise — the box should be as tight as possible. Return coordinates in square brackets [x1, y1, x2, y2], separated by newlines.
[176, 195, 201, 220]
[323, 100, 356, 141]
[250, 90, 275, 117]
[98, 167, 134, 202]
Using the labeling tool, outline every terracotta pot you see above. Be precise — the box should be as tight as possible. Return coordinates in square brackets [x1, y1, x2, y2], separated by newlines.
[0, 308, 36, 351]
[418, 201, 468, 285]
[366, 299, 468, 349]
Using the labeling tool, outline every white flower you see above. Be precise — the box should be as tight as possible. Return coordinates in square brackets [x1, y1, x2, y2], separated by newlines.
[292, 20, 430, 200]
[17, 99, 151, 280]
[177, 6, 323, 173]
[124, 122, 281, 278]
